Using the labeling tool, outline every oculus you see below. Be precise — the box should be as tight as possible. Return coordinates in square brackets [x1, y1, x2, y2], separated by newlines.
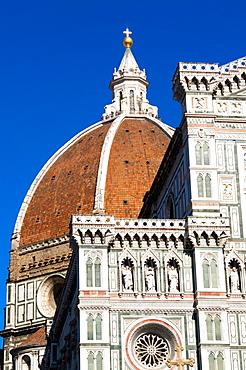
[37, 275, 64, 318]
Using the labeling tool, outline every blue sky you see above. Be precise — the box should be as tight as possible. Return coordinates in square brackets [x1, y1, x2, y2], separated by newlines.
[0, 0, 246, 338]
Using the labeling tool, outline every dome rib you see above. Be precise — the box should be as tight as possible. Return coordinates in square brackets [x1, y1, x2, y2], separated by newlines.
[12, 120, 106, 249]
[14, 115, 173, 249]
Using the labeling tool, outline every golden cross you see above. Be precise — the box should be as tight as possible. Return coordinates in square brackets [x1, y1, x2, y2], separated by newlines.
[166, 346, 195, 370]
[123, 28, 132, 38]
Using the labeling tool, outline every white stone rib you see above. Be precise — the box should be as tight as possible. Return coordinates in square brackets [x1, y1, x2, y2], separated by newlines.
[93, 114, 125, 213]
[12, 120, 104, 248]
[93, 114, 174, 213]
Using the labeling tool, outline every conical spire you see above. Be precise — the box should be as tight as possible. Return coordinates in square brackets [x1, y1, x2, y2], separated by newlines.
[118, 48, 140, 73]
[102, 29, 158, 119]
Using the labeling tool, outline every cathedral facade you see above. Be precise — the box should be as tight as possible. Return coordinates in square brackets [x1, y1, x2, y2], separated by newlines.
[1, 31, 246, 370]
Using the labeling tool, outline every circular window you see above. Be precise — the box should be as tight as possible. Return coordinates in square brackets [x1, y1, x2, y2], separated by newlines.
[37, 275, 64, 318]
[135, 333, 169, 367]
[126, 320, 179, 370]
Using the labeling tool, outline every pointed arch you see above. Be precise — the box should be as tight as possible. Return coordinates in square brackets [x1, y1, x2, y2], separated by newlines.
[197, 173, 204, 197]
[201, 76, 209, 90]
[195, 142, 202, 165]
[96, 352, 103, 370]
[121, 256, 134, 291]
[87, 315, 94, 340]
[142, 234, 150, 248]
[78, 229, 83, 244]
[242, 72, 246, 84]
[151, 234, 159, 248]
[160, 234, 168, 248]
[170, 234, 177, 248]
[215, 315, 222, 340]
[85, 230, 93, 244]
[208, 352, 215, 370]
[217, 352, 224, 370]
[211, 259, 218, 288]
[22, 355, 31, 370]
[205, 174, 212, 197]
[95, 230, 103, 244]
[225, 78, 232, 92]
[206, 315, 213, 340]
[218, 82, 224, 95]
[144, 257, 158, 292]
[201, 231, 209, 246]
[167, 258, 180, 293]
[185, 76, 190, 90]
[203, 259, 210, 288]
[233, 75, 240, 89]
[86, 259, 93, 287]
[191, 76, 199, 90]
[124, 233, 132, 248]
[133, 233, 140, 248]
[210, 231, 218, 246]
[203, 142, 210, 165]
[94, 258, 101, 287]
[88, 352, 94, 370]
[115, 233, 123, 248]
[95, 314, 102, 340]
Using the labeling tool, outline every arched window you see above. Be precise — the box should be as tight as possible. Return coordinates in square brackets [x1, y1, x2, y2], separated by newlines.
[195, 142, 210, 165]
[211, 260, 218, 288]
[22, 355, 31, 370]
[96, 352, 103, 370]
[87, 315, 94, 340]
[86, 259, 93, 287]
[208, 353, 215, 370]
[203, 143, 210, 165]
[94, 259, 101, 287]
[195, 142, 202, 165]
[203, 260, 210, 288]
[88, 352, 94, 370]
[86, 257, 102, 288]
[197, 174, 204, 197]
[217, 353, 224, 370]
[206, 315, 213, 340]
[119, 91, 123, 112]
[215, 315, 222, 340]
[203, 258, 218, 289]
[205, 174, 212, 197]
[96, 314, 102, 340]
[130, 90, 135, 113]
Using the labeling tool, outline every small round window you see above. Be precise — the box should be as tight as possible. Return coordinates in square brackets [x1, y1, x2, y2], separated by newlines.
[126, 320, 179, 370]
[37, 275, 64, 318]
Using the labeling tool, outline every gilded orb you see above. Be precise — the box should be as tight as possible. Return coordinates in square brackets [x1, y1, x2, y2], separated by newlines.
[123, 36, 133, 49]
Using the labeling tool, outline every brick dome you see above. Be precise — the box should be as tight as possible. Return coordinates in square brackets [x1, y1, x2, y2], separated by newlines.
[14, 115, 172, 247]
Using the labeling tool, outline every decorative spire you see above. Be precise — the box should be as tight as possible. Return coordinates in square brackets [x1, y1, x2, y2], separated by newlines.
[123, 28, 133, 49]
[102, 29, 158, 120]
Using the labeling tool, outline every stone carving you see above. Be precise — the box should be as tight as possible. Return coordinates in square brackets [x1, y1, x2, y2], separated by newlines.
[217, 102, 228, 113]
[192, 97, 207, 110]
[222, 180, 233, 201]
[145, 267, 156, 292]
[122, 266, 133, 291]
[231, 102, 242, 114]
[168, 266, 179, 293]
[230, 267, 240, 293]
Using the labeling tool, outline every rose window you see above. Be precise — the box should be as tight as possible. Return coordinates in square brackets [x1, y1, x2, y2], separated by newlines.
[135, 333, 169, 368]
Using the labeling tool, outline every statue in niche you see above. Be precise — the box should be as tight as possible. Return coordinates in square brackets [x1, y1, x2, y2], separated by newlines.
[122, 265, 133, 291]
[230, 267, 240, 293]
[168, 266, 179, 293]
[145, 267, 156, 292]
